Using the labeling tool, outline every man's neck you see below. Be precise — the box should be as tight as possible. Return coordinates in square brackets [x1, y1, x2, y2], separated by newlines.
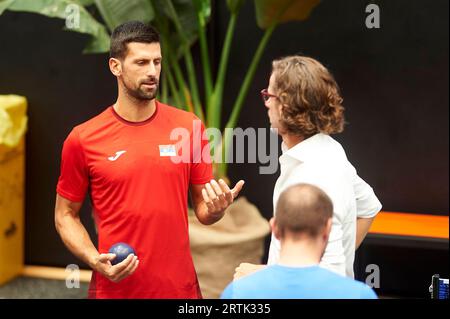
[277, 238, 322, 268]
[281, 133, 304, 150]
[114, 89, 156, 122]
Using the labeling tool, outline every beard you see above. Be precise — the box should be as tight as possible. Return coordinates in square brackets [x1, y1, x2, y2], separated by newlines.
[123, 76, 159, 101]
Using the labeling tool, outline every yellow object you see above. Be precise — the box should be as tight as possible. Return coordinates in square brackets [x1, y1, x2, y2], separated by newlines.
[0, 95, 27, 286]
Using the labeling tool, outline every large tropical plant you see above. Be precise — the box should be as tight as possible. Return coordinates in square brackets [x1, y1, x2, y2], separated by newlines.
[0, 0, 320, 178]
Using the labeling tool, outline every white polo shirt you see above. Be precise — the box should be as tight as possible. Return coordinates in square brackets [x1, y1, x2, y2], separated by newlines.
[267, 133, 382, 278]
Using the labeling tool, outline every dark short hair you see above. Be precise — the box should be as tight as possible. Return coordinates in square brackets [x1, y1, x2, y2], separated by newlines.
[110, 21, 160, 59]
[275, 183, 333, 238]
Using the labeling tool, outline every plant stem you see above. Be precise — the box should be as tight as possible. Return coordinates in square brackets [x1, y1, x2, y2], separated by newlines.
[184, 51, 204, 121]
[154, 14, 189, 109]
[161, 68, 168, 104]
[196, 7, 213, 110]
[165, 62, 182, 107]
[209, 12, 238, 130]
[225, 22, 277, 130]
[166, 0, 204, 121]
[162, 36, 190, 108]
[216, 128, 233, 179]
[218, 21, 279, 178]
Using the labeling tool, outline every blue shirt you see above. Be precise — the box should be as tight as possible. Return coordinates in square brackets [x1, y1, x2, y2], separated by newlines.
[221, 265, 377, 299]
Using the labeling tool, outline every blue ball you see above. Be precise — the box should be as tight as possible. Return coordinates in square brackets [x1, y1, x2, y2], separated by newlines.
[108, 242, 136, 265]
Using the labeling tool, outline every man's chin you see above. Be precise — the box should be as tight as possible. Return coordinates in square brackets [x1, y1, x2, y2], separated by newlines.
[139, 96, 155, 101]
[136, 89, 157, 100]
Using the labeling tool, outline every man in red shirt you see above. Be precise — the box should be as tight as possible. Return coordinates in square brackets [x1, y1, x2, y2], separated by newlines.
[54, 21, 244, 299]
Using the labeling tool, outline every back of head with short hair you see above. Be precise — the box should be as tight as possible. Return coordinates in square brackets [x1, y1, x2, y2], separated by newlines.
[110, 21, 160, 60]
[275, 183, 333, 238]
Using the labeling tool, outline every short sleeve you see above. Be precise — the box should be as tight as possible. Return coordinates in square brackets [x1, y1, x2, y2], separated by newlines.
[353, 174, 382, 218]
[56, 128, 89, 202]
[348, 164, 382, 218]
[189, 118, 213, 184]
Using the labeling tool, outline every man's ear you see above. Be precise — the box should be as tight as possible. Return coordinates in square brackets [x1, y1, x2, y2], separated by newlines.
[277, 103, 284, 117]
[270, 217, 281, 240]
[109, 57, 122, 76]
[322, 218, 333, 243]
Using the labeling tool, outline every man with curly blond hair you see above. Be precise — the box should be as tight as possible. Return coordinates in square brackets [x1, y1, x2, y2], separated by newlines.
[235, 56, 382, 281]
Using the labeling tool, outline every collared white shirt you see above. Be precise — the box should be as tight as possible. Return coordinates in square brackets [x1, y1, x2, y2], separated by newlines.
[267, 133, 382, 278]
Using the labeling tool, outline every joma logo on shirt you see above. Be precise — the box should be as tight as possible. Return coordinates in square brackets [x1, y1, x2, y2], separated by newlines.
[108, 150, 126, 161]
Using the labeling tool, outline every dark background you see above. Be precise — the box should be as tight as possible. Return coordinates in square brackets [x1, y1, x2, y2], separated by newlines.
[0, 0, 448, 297]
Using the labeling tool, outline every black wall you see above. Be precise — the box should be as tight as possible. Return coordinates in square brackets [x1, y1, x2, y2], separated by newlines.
[0, 11, 114, 267]
[0, 0, 448, 286]
[218, 0, 449, 218]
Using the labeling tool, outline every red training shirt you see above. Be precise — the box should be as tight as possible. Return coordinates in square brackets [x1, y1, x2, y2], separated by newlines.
[56, 101, 213, 298]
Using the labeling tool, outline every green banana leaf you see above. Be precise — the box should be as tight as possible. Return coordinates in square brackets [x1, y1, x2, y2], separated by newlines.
[0, 0, 14, 15]
[94, 0, 155, 33]
[152, 0, 201, 60]
[73, 0, 94, 6]
[254, 0, 321, 29]
[1, 0, 110, 53]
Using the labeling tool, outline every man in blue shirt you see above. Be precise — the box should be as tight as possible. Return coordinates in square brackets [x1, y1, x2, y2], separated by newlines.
[221, 183, 377, 299]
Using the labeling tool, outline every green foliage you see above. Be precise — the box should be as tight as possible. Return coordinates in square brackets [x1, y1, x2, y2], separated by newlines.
[0, 0, 321, 178]
[254, 0, 320, 29]
[1, 0, 110, 53]
[93, 0, 155, 32]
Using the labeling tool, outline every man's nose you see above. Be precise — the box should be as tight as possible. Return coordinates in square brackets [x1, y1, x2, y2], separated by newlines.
[146, 62, 157, 76]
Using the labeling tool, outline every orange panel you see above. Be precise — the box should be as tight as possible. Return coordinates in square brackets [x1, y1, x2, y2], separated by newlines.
[369, 211, 449, 239]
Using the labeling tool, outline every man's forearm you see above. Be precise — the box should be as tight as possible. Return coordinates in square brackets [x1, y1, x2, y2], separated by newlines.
[355, 217, 375, 250]
[55, 213, 99, 268]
